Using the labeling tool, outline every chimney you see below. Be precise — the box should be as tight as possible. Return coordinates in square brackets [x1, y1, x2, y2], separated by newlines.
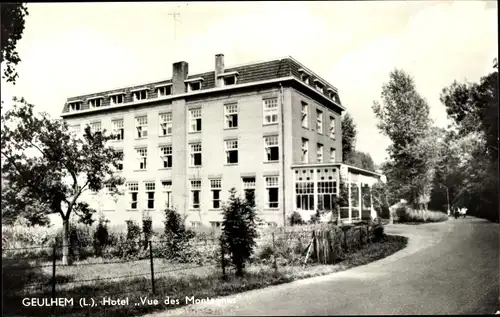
[172, 61, 189, 94]
[215, 54, 225, 87]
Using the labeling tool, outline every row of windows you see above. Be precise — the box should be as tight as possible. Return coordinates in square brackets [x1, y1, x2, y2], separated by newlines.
[112, 135, 280, 171]
[100, 176, 279, 211]
[298, 69, 340, 104]
[67, 75, 239, 113]
[301, 101, 336, 139]
[68, 98, 280, 140]
[301, 138, 336, 163]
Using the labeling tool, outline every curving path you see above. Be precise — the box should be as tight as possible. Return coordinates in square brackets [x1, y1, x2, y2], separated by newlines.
[149, 217, 499, 316]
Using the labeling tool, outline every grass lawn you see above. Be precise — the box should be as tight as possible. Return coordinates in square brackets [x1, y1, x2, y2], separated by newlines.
[3, 235, 407, 317]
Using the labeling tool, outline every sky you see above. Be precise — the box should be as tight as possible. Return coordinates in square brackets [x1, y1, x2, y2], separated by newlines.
[1, 1, 497, 165]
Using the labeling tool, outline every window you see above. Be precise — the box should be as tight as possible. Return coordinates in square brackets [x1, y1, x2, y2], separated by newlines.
[128, 182, 139, 210]
[187, 81, 202, 92]
[210, 179, 222, 209]
[225, 139, 238, 164]
[69, 124, 81, 136]
[314, 80, 324, 92]
[110, 94, 124, 105]
[189, 109, 202, 132]
[162, 181, 172, 209]
[317, 143, 323, 163]
[136, 148, 147, 170]
[191, 221, 201, 228]
[69, 102, 81, 112]
[242, 177, 256, 202]
[210, 221, 221, 229]
[224, 103, 238, 128]
[223, 75, 237, 86]
[318, 181, 336, 211]
[301, 102, 308, 128]
[190, 143, 202, 166]
[330, 148, 336, 163]
[265, 176, 279, 209]
[135, 116, 148, 138]
[105, 184, 113, 193]
[301, 74, 310, 85]
[157, 85, 172, 97]
[88, 98, 102, 108]
[116, 150, 124, 171]
[301, 138, 309, 163]
[112, 119, 124, 140]
[145, 182, 155, 209]
[132, 89, 148, 101]
[90, 121, 101, 134]
[264, 135, 279, 162]
[159, 113, 172, 136]
[160, 145, 172, 168]
[316, 109, 323, 134]
[329, 117, 336, 139]
[190, 180, 201, 209]
[263, 98, 278, 124]
[295, 181, 314, 211]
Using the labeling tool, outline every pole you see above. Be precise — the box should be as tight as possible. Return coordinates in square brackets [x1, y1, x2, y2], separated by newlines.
[272, 232, 278, 273]
[149, 241, 156, 295]
[52, 242, 56, 299]
[220, 240, 226, 279]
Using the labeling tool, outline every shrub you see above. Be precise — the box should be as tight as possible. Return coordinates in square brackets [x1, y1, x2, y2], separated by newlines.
[93, 215, 109, 257]
[155, 208, 195, 260]
[220, 188, 258, 276]
[372, 224, 385, 242]
[288, 211, 305, 226]
[113, 220, 144, 260]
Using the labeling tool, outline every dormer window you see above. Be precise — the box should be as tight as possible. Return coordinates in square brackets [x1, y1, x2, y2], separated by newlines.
[156, 84, 172, 97]
[185, 78, 203, 92]
[218, 71, 239, 87]
[68, 101, 82, 112]
[327, 88, 340, 103]
[131, 88, 149, 101]
[313, 79, 324, 93]
[88, 97, 103, 108]
[109, 93, 125, 106]
[298, 68, 311, 85]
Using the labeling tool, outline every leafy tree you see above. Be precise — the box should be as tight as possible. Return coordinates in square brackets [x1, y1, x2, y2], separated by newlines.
[1, 3, 29, 84]
[438, 59, 498, 222]
[341, 112, 357, 163]
[288, 211, 304, 226]
[0, 98, 124, 264]
[372, 69, 436, 209]
[220, 188, 258, 276]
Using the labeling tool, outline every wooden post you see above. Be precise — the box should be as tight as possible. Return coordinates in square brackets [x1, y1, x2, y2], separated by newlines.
[149, 241, 156, 295]
[272, 233, 278, 273]
[51, 242, 56, 299]
[220, 240, 226, 279]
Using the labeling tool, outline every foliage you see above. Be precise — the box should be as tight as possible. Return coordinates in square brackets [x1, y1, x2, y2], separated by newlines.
[0, 98, 125, 264]
[436, 59, 498, 222]
[220, 187, 259, 276]
[1, 3, 29, 84]
[157, 208, 195, 260]
[371, 181, 391, 218]
[288, 211, 305, 226]
[372, 69, 436, 208]
[93, 215, 109, 257]
[394, 204, 448, 223]
[341, 112, 357, 163]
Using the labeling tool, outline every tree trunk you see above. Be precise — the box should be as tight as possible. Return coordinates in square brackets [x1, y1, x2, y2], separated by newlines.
[62, 218, 73, 266]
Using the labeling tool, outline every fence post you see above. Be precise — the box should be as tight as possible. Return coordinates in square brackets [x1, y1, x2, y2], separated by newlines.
[272, 232, 278, 273]
[149, 241, 155, 295]
[51, 241, 56, 299]
[220, 240, 226, 279]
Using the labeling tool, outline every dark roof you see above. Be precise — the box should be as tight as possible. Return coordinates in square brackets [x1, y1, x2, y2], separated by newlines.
[62, 57, 340, 114]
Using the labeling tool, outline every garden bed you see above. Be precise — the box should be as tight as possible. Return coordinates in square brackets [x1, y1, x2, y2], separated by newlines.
[3, 235, 408, 317]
